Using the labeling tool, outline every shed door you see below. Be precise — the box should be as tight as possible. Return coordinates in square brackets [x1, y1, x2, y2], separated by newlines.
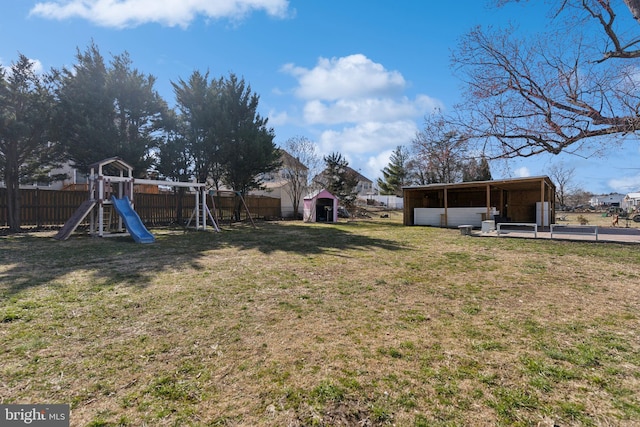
[315, 198, 334, 222]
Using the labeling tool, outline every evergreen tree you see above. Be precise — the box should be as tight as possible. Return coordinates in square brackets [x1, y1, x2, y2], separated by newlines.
[54, 43, 166, 176]
[171, 70, 219, 185]
[171, 71, 280, 203]
[321, 152, 359, 209]
[0, 54, 63, 231]
[215, 74, 280, 196]
[377, 145, 409, 196]
[108, 52, 167, 174]
[462, 155, 492, 182]
[155, 109, 192, 224]
[478, 156, 492, 181]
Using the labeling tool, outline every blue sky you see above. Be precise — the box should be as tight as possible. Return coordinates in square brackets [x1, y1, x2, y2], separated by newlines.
[2, 0, 640, 195]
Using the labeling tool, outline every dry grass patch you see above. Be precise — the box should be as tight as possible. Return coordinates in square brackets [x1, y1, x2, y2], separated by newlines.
[1, 217, 639, 426]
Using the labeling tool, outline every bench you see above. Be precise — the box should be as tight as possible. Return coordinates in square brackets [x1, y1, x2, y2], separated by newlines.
[496, 222, 538, 238]
[458, 225, 474, 235]
[550, 224, 598, 241]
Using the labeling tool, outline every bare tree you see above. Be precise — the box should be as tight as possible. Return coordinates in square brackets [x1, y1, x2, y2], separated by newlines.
[447, 1, 640, 160]
[412, 114, 469, 183]
[547, 162, 576, 208]
[281, 136, 320, 219]
[565, 188, 593, 209]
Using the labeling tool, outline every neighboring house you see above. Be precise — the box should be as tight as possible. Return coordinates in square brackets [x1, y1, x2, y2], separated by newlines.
[1, 161, 163, 194]
[589, 193, 625, 207]
[251, 150, 309, 218]
[351, 168, 374, 197]
[311, 166, 373, 198]
[0, 162, 84, 191]
[623, 192, 640, 211]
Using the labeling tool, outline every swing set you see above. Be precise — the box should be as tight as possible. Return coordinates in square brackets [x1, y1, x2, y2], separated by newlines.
[54, 157, 228, 242]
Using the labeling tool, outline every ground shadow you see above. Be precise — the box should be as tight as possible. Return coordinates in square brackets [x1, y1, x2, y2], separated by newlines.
[0, 220, 405, 296]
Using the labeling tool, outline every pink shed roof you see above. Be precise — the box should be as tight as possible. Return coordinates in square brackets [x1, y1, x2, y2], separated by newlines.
[304, 188, 338, 200]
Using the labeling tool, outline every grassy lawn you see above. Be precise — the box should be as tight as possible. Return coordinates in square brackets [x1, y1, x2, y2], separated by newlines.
[1, 213, 640, 426]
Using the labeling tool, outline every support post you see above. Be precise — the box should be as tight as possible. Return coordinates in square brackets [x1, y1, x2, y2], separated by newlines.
[443, 188, 448, 227]
[202, 188, 207, 230]
[195, 189, 200, 230]
[485, 183, 491, 220]
[98, 176, 104, 237]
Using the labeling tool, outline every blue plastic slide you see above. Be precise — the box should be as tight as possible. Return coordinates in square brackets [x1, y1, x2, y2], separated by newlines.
[110, 196, 155, 243]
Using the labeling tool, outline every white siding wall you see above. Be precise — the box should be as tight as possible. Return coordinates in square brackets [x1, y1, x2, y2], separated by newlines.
[414, 208, 444, 226]
[414, 207, 491, 227]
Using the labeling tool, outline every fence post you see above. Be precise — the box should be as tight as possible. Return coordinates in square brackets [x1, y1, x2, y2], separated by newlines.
[35, 188, 41, 228]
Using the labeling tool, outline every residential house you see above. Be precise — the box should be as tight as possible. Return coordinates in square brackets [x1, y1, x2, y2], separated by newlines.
[251, 150, 309, 218]
[623, 192, 640, 211]
[589, 193, 625, 208]
[311, 166, 373, 199]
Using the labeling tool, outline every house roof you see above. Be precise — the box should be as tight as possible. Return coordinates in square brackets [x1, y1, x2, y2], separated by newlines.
[347, 167, 372, 184]
[312, 166, 372, 185]
[280, 149, 308, 171]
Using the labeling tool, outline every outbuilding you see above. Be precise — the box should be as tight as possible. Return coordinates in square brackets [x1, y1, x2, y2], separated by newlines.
[304, 189, 339, 223]
[403, 176, 556, 228]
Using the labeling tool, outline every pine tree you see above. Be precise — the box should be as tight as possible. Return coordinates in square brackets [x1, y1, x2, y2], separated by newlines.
[321, 152, 359, 209]
[478, 156, 492, 181]
[462, 155, 492, 182]
[377, 146, 409, 196]
[54, 43, 166, 176]
[0, 54, 62, 231]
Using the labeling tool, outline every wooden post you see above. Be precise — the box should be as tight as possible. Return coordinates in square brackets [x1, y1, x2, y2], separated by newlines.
[485, 183, 491, 220]
[443, 188, 448, 227]
[540, 179, 545, 228]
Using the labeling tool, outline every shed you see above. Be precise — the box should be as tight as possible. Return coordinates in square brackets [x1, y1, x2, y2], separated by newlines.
[403, 176, 556, 228]
[303, 189, 339, 223]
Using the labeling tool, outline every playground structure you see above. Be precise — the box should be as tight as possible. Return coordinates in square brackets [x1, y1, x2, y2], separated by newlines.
[206, 189, 257, 228]
[54, 157, 218, 242]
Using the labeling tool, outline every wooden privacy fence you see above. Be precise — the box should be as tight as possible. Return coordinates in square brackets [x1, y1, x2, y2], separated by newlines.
[0, 188, 281, 228]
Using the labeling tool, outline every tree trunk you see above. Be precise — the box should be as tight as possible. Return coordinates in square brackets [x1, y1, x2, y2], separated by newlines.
[234, 194, 242, 222]
[292, 194, 300, 219]
[175, 187, 185, 224]
[5, 165, 21, 232]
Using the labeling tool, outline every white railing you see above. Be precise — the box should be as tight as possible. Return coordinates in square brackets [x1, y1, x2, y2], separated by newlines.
[497, 223, 538, 238]
[550, 224, 598, 241]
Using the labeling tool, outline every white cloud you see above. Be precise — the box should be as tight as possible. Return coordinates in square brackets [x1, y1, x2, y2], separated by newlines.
[303, 95, 441, 125]
[366, 150, 395, 182]
[514, 167, 531, 178]
[267, 109, 289, 126]
[29, 0, 290, 28]
[283, 54, 442, 126]
[279, 54, 444, 179]
[30, 59, 44, 75]
[608, 174, 640, 192]
[283, 54, 406, 101]
[317, 120, 418, 156]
